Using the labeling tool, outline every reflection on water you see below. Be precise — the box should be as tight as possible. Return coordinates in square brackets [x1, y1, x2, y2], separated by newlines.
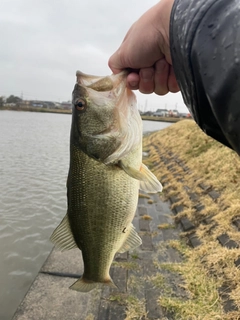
[0, 111, 171, 320]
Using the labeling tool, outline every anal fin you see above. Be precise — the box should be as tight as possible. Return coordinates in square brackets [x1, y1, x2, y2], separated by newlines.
[118, 224, 142, 253]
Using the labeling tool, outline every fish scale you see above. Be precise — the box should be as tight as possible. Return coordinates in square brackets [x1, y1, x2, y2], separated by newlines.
[50, 71, 162, 292]
[68, 145, 139, 282]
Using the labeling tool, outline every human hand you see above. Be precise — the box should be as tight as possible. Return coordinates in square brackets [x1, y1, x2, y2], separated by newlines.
[108, 0, 179, 95]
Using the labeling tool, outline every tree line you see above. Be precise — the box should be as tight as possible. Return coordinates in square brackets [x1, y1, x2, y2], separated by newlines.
[0, 95, 22, 106]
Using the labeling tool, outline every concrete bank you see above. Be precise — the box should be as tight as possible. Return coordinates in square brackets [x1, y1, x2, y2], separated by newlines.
[12, 192, 185, 320]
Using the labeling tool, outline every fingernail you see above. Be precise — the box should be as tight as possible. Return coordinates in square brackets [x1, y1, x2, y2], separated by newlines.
[129, 81, 138, 87]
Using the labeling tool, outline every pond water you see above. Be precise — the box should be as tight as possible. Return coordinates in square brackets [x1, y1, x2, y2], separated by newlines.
[0, 110, 172, 320]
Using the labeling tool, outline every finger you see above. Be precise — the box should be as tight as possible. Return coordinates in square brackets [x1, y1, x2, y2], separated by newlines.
[154, 59, 169, 95]
[127, 72, 140, 90]
[168, 66, 180, 93]
[138, 68, 154, 94]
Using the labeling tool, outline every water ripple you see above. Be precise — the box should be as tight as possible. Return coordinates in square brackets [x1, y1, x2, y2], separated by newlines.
[0, 111, 70, 320]
[0, 111, 172, 320]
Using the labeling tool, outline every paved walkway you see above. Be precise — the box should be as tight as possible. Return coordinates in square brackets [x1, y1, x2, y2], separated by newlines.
[12, 192, 185, 320]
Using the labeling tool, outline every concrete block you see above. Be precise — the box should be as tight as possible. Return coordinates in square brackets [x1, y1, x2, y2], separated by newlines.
[180, 217, 195, 232]
[41, 248, 83, 275]
[138, 206, 148, 216]
[217, 234, 239, 249]
[188, 234, 202, 248]
[194, 204, 205, 212]
[141, 235, 153, 251]
[174, 204, 184, 215]
[208, 190, 220, 201]
[12, 273, 102, 320]
[233, 219, 240, 231]
[139, 219, 150, 232]
[234, 257, 240, 267]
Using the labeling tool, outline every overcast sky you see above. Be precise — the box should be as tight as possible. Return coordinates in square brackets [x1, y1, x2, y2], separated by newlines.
[1, 0, 188, 112]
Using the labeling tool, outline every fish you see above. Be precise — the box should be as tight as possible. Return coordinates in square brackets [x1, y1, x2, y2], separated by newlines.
[50, 70, 162, 292]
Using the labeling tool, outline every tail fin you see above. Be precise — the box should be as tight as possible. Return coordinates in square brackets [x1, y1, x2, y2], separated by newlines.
[70, 277, 116, 292]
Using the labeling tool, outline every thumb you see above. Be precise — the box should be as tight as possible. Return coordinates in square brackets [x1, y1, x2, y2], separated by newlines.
[108, 50, 125, 74]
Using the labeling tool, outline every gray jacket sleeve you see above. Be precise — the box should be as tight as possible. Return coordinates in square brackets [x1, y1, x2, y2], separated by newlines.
[170, 0, 240, 154]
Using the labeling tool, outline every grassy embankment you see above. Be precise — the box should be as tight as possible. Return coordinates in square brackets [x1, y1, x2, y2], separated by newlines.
[141, 115, 181, 123]
[143, 120, 240, 320]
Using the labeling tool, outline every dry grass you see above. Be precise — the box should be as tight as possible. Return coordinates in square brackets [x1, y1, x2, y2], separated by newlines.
[138, 193, 151, 199]
[157, 240, 223, 319]
[143, 120, 240, 319]
[125, 296, 147, 320]
[157, 223, 175, 230]
[141, 214, 152, 220]
[108, 293, 148, 320]
[147, 199, 154, 204]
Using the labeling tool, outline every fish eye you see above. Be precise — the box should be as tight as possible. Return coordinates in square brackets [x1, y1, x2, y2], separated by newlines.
[74, 99, 86, 111]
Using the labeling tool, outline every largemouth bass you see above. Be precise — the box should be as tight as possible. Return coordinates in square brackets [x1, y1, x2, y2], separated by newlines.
[50, 71, 162, 292]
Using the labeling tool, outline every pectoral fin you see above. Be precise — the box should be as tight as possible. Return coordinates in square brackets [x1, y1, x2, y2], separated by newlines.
[120, 162, 162, 193]
[139, 163, 163, 193]
[50, 213, 78, 251]
[118, 224, 142, 253]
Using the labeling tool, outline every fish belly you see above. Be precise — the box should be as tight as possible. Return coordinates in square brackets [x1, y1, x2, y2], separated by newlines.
[68, 146, 139, 285]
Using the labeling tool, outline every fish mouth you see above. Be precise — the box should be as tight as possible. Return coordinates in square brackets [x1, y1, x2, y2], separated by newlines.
[73, 70, 128, 113]
[76, 70, 128, 93]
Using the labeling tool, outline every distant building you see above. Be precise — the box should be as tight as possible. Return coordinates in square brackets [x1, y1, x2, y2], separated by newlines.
[3, 97, 73, 111]
[142, 111, 154, 116]
[153, 109, 168, 117]
[155, 108, 168, 113]
[179, 112, 188, 118]
[178, 112, 192, 118]
[168, 109, 179, 117]
[32, 102, 44, 108]
[61, 102, 72, 110]
[30, 101, 57, 109]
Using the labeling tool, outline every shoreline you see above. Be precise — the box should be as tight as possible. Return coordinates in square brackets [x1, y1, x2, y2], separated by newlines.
[0, 106, 72, 115]
[141, 115, 182, 123]
[1, 107, 182, 122]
